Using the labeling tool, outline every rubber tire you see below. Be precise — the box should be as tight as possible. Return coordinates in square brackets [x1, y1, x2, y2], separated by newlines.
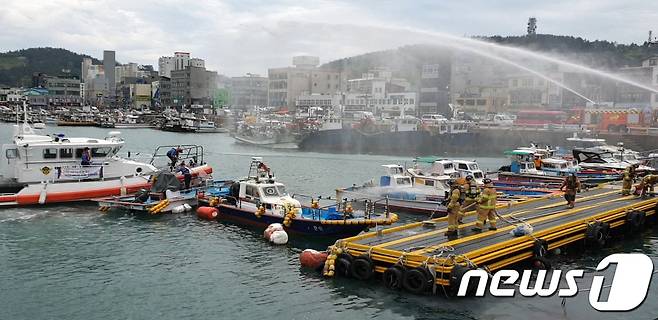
[402, 267, 433, 295]
[626, 211, 646, 232]
[335, 254, 354, 278]
[449, 264, 475, 296]
[533, 239, 548, 258]
[350, 256, 375, 281]
[383, 265, 405, 290]
[586, 222, 607, 248]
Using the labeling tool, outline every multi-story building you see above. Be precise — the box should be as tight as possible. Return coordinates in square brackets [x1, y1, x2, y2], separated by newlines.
[343, 91, 416, 118]
[171, 66, 218, 106]
[295, 93, 343, 110]
[103, 50, 116, 105]
[616, 56, 658, 109]
[268, 56, 344, 110]
[158, 56, 175, 78]
[229, 74, 268, 108]
[450, 53, 512, 113]
[0, 87, 23, 105]
[158, 52, 206, 78]
[157, 76, 172, 107]
[418, 62, 451, 116]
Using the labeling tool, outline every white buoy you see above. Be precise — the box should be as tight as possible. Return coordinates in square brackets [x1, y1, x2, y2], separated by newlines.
[264, 223, 285, 239]
[183, 203, 192, 211]
[171, 205, 186, 214]
[270, 230, 288, 245]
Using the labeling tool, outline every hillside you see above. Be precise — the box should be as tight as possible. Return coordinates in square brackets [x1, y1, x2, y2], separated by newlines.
[322, 34, 658, 86]
[0, 47, 101, 87]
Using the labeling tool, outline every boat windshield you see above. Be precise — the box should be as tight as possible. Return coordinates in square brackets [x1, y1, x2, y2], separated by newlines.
[469, 163, 479, 170]
[473, 172, 483, 178]
[276, 185, 288, 196]
[396, 177, 412, 185]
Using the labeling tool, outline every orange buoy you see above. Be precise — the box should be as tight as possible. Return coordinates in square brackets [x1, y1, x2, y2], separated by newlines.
[299, 249, 329, 270]
[196, 206, 218, 220]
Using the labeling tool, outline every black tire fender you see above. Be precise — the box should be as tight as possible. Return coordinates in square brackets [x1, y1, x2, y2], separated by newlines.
[532, 239, 549, 258]
[402, 267, 433, 294]
[449, 264, 476, 296]
[350, 256, 375, 281]
[335, 253, 354, 278]
[383, 265, 405, 290]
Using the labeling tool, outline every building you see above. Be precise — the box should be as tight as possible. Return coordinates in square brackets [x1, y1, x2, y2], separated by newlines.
[157, 76, 172, 107]
[450, 53, 512, 113]
[0, 87, 23, 105]
[171, 66, 218, 106]
[418, 62, 451, 116]
[343, 91, 416, 118]
[616, 56, 658, 109]
[103, 50, 116, 105]
[44, 75, 82, 107]
[229, 74, 268, 108]
[295, 93, 343, 110]
[347, 67, 410, 95]
[268, 56, 344, 110]
[158, 52, 206, 78]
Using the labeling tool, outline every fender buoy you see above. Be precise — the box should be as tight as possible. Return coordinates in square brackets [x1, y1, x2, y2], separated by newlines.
[402, 267, 433, 294]
[264, 223, 284, 240]
[196, 206, 218, 220]
[383, 265, 405, 290]
[299, 249, 328, 270]
[269, 230, 288, 245]
[626, 210, 646, 232]
[335, 253, 353, 277]
[449, 264, 476, 296]
[350, 256, 375, 281]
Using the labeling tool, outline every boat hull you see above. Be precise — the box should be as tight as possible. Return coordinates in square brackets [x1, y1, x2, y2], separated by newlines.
[336, 188, 446, 216]
[215, 204, 369, 238]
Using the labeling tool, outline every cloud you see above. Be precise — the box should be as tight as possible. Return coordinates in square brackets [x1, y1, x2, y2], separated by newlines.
[0, 0, 657, 76]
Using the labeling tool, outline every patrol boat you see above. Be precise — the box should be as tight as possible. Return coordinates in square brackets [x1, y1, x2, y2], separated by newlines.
[205, 158, 398, 238]
[0, 104, 213, 206]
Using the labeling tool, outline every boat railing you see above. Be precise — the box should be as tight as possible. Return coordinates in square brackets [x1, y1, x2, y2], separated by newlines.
[149, 145, 205, 168]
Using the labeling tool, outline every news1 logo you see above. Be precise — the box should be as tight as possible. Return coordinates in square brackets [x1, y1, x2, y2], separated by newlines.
[458, 253, 654, 311]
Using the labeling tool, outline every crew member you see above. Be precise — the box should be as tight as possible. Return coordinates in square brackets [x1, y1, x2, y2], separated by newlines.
[445, 180, 463, 237]
[472, 178, 497, 232]
[81, 147, 92, 166]
[635, 174, 658, 198]
[560, 173, 581, 208]
[463, 175, 480, 211]
[167, 147, 183, 169]
[621, 164, 638, 195]
[176, 161, 192, 189]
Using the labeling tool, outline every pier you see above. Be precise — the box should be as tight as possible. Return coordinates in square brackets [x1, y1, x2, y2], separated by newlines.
[328, 186, 657, 293]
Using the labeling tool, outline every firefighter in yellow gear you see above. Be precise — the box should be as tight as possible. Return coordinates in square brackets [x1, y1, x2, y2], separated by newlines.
[621, 164, 638, 196]
[445, 180, 463, 237]
[463, 175, 480, 213]
[472, 178, 497, 232]
[636, 174, 658, 197]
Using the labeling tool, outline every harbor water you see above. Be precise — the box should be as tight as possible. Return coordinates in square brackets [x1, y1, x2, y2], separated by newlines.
[1, 123, 657, 319]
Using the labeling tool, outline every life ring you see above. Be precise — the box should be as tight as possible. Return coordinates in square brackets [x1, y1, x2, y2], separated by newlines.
[383, 265, 405, 290]
[532, 239, 548, 258]
[334, 253, 354, 277]
[625, 210, 646, 232]
[350, 256, 375, 281]
[449, 264, 476, 296]
[402, 267, 433, 294]
[585, 222, 609, 248]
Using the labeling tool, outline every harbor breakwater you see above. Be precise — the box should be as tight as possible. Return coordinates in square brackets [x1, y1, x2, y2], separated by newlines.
[298, 127, 658, 156]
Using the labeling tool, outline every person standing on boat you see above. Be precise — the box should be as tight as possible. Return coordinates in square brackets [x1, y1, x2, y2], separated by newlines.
[81, 147, 92, 166]
[167, 147, 183, 169]
[176, 161, 192, 189]
[472, 178, 497, 232]
[621, 164, 639, 196]
[560, 173, 581, 208]
[445, 180, 463, 237]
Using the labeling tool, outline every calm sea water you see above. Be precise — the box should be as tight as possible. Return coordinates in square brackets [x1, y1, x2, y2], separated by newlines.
[1, 123, 656, 320]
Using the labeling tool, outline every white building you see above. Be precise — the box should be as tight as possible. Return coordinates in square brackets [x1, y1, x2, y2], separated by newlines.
[344, 91, 416, 118]
[158, 56, 175, 77]
[158, 52, 206, 78]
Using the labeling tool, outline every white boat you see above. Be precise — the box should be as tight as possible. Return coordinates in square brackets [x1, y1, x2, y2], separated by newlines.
[337, 164, 448, 215]
[0, 103, 213, 206]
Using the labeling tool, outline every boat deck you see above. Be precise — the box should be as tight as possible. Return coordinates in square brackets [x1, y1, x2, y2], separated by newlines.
[336, 186, 658, 288]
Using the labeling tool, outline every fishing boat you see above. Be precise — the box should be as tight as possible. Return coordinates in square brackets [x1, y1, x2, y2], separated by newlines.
[0, 104, 213, 206]
[233, 120, 299, 149]
[203, 158, 398, 238]
[94, 173, 232, 215]
[338, 164, 449, 215]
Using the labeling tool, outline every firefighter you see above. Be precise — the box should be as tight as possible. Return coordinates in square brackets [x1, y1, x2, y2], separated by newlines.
[621, 164, 638, 196]
[635, 174, 658, 197]
[463, 175, 480, 210]
[560, 173, 581, 208]
[472, 178, 497, 232]
[445, 179, 463, 237]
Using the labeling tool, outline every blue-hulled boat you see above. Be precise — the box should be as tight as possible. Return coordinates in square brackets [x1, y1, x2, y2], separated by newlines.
[204, 157, 399, 238]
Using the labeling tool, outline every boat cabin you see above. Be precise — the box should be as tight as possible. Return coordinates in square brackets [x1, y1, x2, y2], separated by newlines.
[539, 158, 579, 176]
[453, 160, 485, 184]
[236, 157, 301, 210]
[504, 150, 545, 175]
[379, 164, 413, 187]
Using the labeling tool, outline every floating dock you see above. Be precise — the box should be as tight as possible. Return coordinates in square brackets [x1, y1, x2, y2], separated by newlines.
[325, 186, 657, 294]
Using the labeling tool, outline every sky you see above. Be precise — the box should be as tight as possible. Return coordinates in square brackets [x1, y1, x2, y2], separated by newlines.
[1, 0, 657, 76]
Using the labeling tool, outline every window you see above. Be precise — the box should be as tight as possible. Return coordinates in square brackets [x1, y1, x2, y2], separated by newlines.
[246, 185, 259, 198]
[396, 178, 411, 185]
[424, 180, 435, 187]
[5, 149, 18, 159]
[276, 186, 287, 196]
[43, 148, 58, 159]
[91, 147, 112, 157]
[458, 163, 468, 170]
[60, 148, 73, 158]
